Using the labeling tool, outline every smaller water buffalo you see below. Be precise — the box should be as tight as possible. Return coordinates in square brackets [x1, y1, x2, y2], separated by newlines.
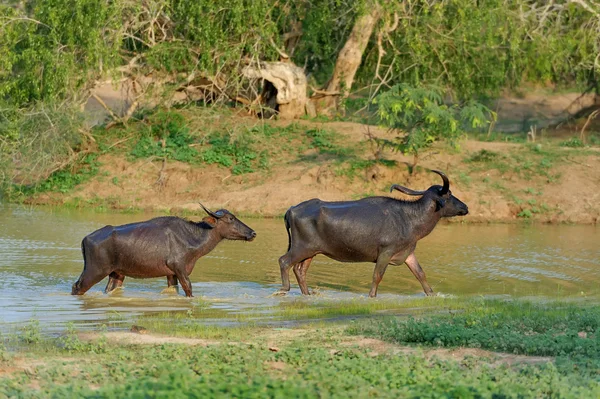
[72, 204, 256, 297]
[278, 170, 468, 297]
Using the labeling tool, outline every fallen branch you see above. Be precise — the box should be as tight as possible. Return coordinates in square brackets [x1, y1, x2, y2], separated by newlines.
[580, 109, 599, 143]
[41, 149, 92, 181]
[121, 100, 139, 124]
[91, 93, 120, 122]
[105, 136, 133, 151]
[310, 86, 341, 97]
[269, 37, 290, 61]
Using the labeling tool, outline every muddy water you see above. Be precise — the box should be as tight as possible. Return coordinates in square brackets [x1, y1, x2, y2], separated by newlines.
[0, 205, 598, 330]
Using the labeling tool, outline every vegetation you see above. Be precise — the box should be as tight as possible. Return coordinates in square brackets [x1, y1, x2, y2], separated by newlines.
[3, 298, 600, 398]
[373, 84, 495, 171]
[1, 0, 599, 192]
[351, 299, 600, 376]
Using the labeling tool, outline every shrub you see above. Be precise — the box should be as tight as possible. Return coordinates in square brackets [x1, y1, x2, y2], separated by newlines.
[373, 84, 496, 171]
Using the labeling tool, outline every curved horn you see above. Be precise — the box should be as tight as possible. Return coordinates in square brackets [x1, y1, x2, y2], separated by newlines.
[389, 184, 427, 196]
[431, 170, 449, 195]
[199, 203, 224, 219]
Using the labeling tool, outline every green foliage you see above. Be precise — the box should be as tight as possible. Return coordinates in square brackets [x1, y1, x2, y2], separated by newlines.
[282, 0, 364, 85]
[0, 341, 7, 363]
[305, 128, 352, 157]
[167, 0, 280, 73]
[464, 145, 564, 183]
[373, 84, 495, 167]
[476, 131, 528, 143]
[4, 316, 600, 398]
[360, 0, 600, 100]
[130, 111, 199, 163]
[0, 0, 123, 107]
[517, 209, 533, 218]
[465, 149, 500, 163]
[201, 131, 258, 175]
[60, 323, 107, 354]
[2, 0, 599, 109]
[560, 137, 586, 148]
[20, 319, 41, 344]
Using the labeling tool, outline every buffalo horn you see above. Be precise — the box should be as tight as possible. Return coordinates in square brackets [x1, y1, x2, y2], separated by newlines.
[389, 184, 426, 196]
[431, 170, 450, 195]
[199, 203, 225, 219]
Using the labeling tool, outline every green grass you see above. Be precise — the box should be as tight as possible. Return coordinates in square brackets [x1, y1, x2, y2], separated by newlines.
[350, 299, 600, 376]
[464, 145, 565, 182]
[3, 302, 600, 398]
[559, 136, 592, 148]
[4, 298, 600, 397]
[472, 131, 527, 143]
[275, 297, 428, 320]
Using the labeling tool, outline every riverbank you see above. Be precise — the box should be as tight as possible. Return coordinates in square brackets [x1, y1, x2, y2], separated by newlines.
[9, 108, 600, 224]
[2, 298, 599, 397]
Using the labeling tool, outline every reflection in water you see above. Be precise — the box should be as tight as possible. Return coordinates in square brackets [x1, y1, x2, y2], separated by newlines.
[0, 204, 598, 330]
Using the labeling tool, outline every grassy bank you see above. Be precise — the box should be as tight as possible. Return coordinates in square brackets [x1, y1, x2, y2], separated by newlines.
[4, 106, 600, 223]
[2, 298, 599, 398]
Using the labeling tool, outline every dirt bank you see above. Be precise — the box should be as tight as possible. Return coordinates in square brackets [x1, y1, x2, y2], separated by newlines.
[27, 119, 600, 224]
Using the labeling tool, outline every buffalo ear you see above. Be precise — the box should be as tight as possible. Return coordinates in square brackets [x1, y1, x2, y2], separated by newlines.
[435, 198, 446, 212]
[202, 216, 217, 228]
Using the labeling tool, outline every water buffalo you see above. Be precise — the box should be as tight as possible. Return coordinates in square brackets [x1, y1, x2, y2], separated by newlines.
[71, 205, 256, 297]
[278, 170, 468, 297]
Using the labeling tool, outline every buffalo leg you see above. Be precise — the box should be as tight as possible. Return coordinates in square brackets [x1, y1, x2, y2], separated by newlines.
[293, 257, 314, 295]
[369, 256, 392, 298]
[278, 253, 294, 292]
[404, 253, 434, 296]
[167, 275, 178, 287]
[174, 270, 193, 297]
[72, 269, 110, 296]
[104, 272, 125, 293]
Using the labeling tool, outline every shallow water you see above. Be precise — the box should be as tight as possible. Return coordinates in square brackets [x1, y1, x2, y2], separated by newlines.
[0, 204, 598, 330]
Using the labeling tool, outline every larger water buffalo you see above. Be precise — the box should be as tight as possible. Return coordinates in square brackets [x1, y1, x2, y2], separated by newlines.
[72, 205, 256, 297]
[278, 170, 468, 297]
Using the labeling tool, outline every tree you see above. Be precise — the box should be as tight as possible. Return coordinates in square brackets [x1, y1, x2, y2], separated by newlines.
[314, 1, 382, 114]
[373, 84, 496, 172]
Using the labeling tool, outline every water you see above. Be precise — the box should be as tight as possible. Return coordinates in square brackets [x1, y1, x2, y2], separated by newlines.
[0, 205, 598, 330]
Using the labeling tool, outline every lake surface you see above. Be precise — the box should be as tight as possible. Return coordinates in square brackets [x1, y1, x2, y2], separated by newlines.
[0, 204, 598, 330]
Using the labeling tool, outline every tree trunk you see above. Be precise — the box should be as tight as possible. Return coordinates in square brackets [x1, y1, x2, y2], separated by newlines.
[314, 2, 382, 114]
[242, 61, 307, 119]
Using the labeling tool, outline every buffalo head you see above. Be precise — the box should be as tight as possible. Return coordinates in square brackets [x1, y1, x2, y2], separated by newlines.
[199, 204, 257, 241]
[390, 170, 468, 217]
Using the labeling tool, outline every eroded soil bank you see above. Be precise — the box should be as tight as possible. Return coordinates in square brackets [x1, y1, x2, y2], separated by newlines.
[22, 116, 600, 224]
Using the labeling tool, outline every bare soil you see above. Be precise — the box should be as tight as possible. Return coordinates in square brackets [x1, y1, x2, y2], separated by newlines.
[341, 336, 552, 366]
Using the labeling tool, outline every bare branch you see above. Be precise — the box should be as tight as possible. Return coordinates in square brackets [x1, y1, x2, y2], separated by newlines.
[269, 37, 290, 61]
[0, 16, 51, 29]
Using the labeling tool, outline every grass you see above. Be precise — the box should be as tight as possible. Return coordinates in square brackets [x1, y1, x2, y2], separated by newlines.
[93, 110, 362, 178]
[3, 298, 600, 398]
[5, 106, 372, 201]
[460, 143, 582, 219]
[464, 144, 565, 182]
[350, 299, 600, 376]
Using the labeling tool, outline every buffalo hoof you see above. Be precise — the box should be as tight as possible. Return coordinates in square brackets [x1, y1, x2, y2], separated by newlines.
[271, 290, 288, 297]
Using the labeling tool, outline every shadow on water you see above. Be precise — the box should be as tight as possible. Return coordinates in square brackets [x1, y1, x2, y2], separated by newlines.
[0, 204, 598, 331]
